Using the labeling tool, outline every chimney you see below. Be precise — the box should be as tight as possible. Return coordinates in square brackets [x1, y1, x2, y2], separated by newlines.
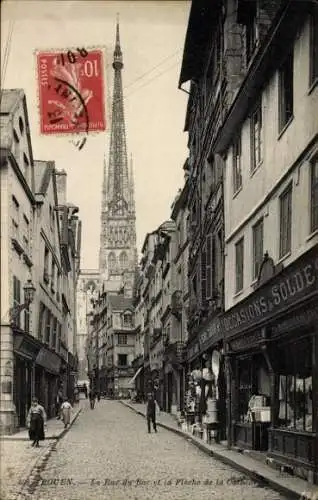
[55, 169, 67, 205]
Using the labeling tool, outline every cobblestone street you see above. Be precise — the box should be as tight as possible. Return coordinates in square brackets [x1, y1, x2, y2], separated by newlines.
[28, 400, 289, 500]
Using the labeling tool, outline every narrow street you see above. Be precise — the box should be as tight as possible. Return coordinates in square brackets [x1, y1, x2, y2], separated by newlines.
[31, 400, 288, 500]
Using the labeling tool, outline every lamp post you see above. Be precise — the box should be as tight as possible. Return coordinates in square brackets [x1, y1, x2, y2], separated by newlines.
[8, 278, 36, 325]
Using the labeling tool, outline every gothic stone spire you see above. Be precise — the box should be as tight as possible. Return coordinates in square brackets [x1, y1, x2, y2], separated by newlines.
[99, 19, 137, 281]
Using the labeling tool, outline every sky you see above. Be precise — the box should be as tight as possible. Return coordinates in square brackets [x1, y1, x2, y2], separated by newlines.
[1, 0, 190, 269]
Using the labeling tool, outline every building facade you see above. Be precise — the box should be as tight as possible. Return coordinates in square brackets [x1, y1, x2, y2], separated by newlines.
[178, 0, 317, 485]
[178, 0, 228, 440]
[0, 90, 81, 433]
[216, 0, 318, 483]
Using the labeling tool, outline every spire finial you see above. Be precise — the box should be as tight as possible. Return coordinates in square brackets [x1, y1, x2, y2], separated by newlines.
[113, 14, 123, 69]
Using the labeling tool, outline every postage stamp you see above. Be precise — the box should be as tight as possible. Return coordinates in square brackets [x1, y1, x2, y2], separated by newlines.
[36, 48, 106, 136]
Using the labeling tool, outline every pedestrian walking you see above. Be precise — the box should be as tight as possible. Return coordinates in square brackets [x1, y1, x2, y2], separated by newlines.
[27, 397, 47, 447]
[146, 392, 159, 433]
[83, 383, 88, 399]
[61, 398, 72, 428]
[96, 391, 101, 402]
[89, 389, 95, 409]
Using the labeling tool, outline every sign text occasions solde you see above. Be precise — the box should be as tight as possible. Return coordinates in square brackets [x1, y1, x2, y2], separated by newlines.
[186, 247, 317, 361]
[222, 251, 318, 338]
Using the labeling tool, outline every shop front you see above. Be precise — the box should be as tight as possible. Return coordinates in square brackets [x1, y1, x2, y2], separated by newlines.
[35, 346, 61, 418]
[185, 317, 226, 441]
[163, 341, 186, 414]
[13, 332, 42, 427]
[224, 246, 318, 484]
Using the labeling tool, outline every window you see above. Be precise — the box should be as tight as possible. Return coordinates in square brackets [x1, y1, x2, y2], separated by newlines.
[279, 52, 294, 131]
[52, 317, 57, 349]
[235, 237, 244, 293]
[279, 184, 292, 258]
[277, 338, 312, 432]
[206, 234, 212, 300]
[38, 303, 45, 341]
[201, 247, 207, 305]
[13, 276, 21, 327]
[119, 251, 128, 269]
[233, 134, 242, 193]
[12, 219, 19, 240]
[123, 312, 133, 327]
[310, 156, 318, 232]
[251, 103, 263, 171]
[12, 196, 19, 231]
[45, 311, 51, 344]
[118, 354, 127, 366]
[108, 252, 116, 271]
[310, 6, 318, 86]
[23, 214, 30, 253]
[118, 334, 127, 345]
[19, 117, 24, 134]
[245, 3, 257, 64]
[44, 247, 49, 282]
[252, 218, 264, 280]
[51, 261, 56, 292]
[57, 323, 62, 352]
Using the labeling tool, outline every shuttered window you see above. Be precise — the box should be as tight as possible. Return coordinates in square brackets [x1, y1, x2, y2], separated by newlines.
[13, 276, 21, 327]
[235, 238, 244, 293]
[201, 246, 207, 305]
[279, 184, 292, 258]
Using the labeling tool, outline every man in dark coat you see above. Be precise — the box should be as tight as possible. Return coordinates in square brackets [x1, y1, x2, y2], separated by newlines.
[146, 392, 157, 433]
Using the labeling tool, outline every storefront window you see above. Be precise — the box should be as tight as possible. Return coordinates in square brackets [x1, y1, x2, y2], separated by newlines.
[278, 376, 312, 432]
[277, 336, 313, 432]
[238, 355, 270, 423]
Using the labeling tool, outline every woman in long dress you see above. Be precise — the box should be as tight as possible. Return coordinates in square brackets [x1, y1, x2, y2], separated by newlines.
[27, 398, 47, 447]
[61, 398, 72, 428]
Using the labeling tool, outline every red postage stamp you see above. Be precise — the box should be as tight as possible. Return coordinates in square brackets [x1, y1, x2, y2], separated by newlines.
[36, 48, 106, 135]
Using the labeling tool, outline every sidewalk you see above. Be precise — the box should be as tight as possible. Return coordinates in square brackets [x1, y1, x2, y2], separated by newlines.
[0, 403, 82, 500]
[120, 400, 318, 500]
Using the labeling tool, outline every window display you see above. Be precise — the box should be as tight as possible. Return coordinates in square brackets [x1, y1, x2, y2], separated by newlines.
[278, 375, 313, 432]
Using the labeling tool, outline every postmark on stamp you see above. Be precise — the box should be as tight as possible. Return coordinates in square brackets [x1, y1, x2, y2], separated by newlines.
[36, 48, 106, 139]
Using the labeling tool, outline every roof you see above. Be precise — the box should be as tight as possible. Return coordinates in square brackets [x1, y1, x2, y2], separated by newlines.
[108, 294, 134, 311]
[0, 89, 25, 115]
[34, 160, 55, 195]
[178, 0, 222, 87]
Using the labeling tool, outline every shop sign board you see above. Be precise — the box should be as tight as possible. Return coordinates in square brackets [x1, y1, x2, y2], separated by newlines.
[187, 246, 318, 361]
[222, 246, 318, 339]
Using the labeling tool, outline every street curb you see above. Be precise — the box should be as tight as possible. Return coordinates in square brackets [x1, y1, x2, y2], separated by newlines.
[119, 401, 302, 500]
[14, 408, 82, 499]
[0, 408, 82, 441]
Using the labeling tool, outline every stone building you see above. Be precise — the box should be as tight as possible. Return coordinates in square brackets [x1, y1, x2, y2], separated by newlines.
[179, 0, 317, 484]
[216, 0, 318, 483]
[0, 89, 81, 433]
[0, 89, 36, 433]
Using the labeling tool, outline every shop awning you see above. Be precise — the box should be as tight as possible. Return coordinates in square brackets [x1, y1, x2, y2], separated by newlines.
[128, 366, 143, 386]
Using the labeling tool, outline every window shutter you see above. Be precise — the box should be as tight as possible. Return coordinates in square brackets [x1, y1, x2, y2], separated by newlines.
[201, 247, 207, 306]
[206, 235, 212, 300]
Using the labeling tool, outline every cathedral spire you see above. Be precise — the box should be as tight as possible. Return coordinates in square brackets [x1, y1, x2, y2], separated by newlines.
[99, 19, 137, 280]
